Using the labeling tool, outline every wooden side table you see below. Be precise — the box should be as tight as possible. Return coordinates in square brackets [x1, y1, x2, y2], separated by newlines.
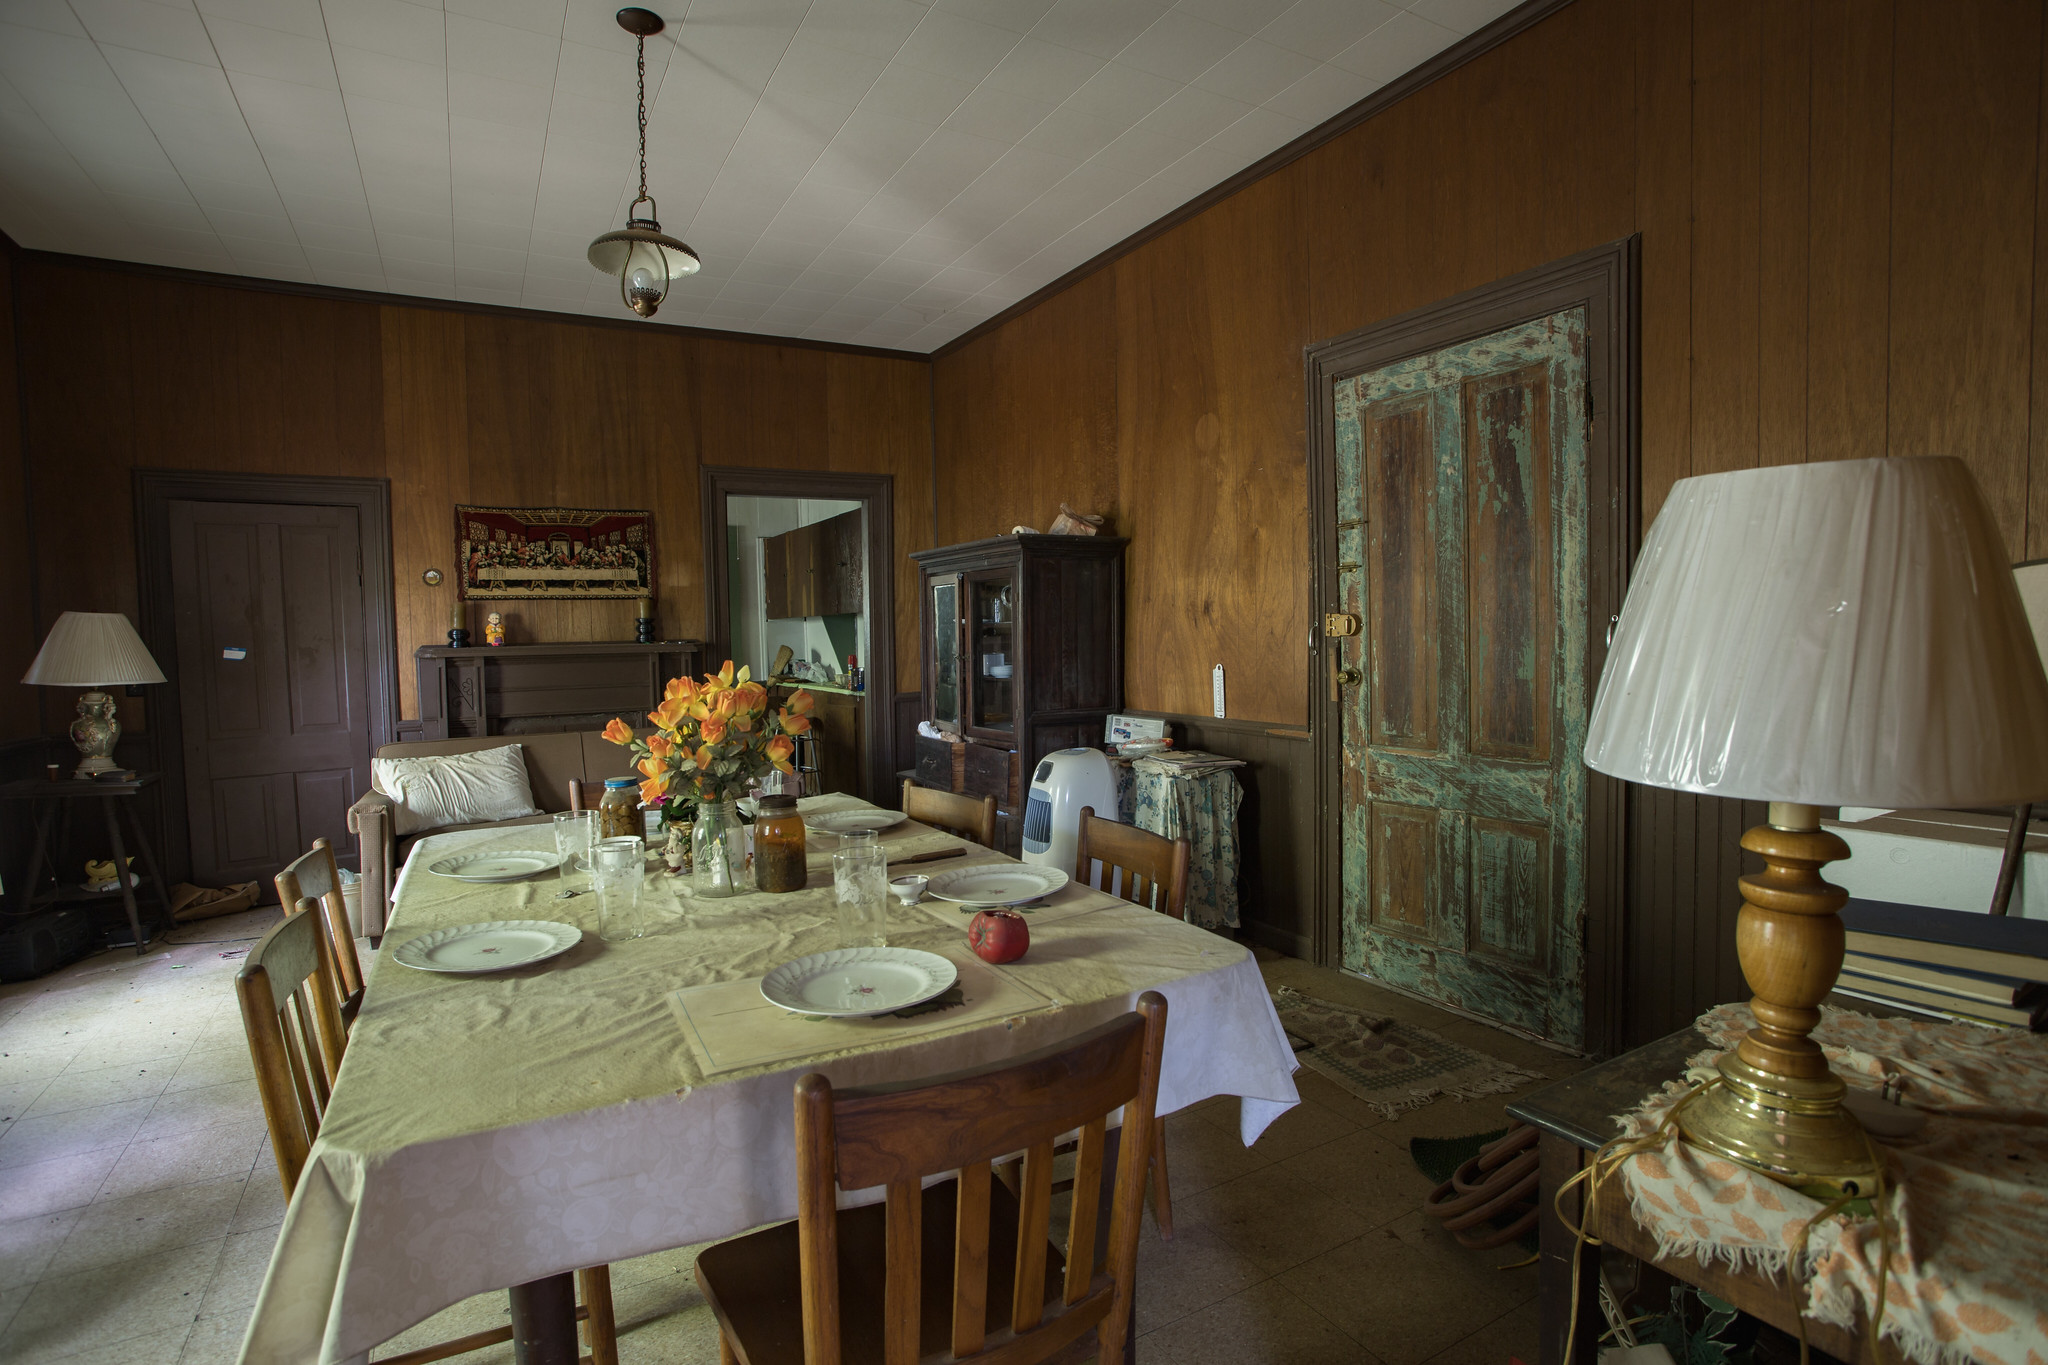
[2, 773, 177, 955]
[1509, 1026, 1903, 1364]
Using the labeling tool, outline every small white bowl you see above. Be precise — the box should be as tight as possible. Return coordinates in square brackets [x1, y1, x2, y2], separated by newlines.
[889, 874, 929, 905]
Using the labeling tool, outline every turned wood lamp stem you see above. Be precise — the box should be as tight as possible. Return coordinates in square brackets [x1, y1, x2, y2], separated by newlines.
[1734, 802, 1848, 1082]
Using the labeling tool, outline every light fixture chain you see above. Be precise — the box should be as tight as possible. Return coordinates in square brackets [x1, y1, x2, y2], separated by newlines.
[636, 34, 648, 203]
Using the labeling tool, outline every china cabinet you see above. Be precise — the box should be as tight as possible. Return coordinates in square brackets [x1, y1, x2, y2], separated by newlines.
[912, 535, 1127, 850]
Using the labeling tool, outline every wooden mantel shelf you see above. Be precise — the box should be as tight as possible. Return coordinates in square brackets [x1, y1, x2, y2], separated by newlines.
[415, 640, 706, 740]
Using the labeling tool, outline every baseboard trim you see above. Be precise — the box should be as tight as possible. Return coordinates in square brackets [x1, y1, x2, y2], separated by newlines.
[1241, 918, 1310, 961]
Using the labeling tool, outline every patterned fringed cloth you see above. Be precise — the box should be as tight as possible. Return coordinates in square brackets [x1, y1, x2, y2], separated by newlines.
[1615, 1003, 2048, 1365]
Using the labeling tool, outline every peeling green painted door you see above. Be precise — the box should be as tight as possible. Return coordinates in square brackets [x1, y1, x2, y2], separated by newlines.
[1333, 309, 1589, 1047]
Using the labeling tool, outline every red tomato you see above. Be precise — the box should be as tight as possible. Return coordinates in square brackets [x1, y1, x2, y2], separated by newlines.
[967, 909, 1029, 964]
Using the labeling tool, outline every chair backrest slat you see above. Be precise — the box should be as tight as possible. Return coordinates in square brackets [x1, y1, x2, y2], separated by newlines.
[951, 1159, 992, 1357]
[275, 838, 365, 1021]
[901, 780, 998, 850]
[1063, 1117, 1107, 1305]
[1010, 1139, 1055, 1334]
[238, 909, 348, 1198]
[794, 994, 1167, 1365]
[1074, 808, 1189, 921]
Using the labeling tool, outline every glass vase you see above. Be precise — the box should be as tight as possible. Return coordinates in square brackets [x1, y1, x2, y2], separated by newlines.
[691, 798, 751, 898]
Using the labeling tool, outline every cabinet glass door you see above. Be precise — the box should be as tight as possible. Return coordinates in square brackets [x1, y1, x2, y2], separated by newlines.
[930, 575, 962, 734]
[968, 572, 1016, 734]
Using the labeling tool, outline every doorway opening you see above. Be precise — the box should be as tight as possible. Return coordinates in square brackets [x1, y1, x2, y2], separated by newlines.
[134, 471, 396, 894]
[700, 468, 895, 804]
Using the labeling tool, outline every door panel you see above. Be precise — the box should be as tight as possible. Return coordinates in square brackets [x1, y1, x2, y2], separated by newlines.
[171, 501, 371, 890]
[1335, 309, 1590, 1045]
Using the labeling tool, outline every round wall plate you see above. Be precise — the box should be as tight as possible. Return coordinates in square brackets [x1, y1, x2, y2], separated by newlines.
[422, 568, 443, 586]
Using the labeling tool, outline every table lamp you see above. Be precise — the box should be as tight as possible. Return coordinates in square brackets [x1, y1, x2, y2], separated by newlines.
[21, 612, 167, 778]
[1584, 456, 2048, 1194]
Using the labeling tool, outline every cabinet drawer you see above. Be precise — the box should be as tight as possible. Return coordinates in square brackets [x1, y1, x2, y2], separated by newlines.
[914, 735, 965, 791]
[961, 743, 1017, 807]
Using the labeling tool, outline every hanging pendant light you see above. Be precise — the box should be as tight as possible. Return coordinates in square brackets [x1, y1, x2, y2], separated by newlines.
[587, 7, 699, 318]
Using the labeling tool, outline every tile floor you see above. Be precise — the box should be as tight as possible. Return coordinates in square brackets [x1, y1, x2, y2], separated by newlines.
[0, 913, 1586, 1364]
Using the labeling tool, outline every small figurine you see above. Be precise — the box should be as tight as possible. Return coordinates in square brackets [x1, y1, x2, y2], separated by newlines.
[485, 611, 506, 646]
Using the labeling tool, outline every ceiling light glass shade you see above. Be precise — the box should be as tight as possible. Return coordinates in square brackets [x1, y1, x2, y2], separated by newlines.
[1583, 456, 2048, 807]
[22, 612, 166, 686]
[588, 204, 699, 319]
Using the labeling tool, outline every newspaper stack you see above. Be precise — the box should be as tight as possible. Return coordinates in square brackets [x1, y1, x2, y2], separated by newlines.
[1133, 749, 1246, 778]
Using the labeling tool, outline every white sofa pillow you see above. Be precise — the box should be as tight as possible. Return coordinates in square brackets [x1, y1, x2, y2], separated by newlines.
[372, 744, 541, 837]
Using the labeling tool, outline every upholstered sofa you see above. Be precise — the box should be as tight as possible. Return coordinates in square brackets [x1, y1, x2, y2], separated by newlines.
[346, 730, 639, 938]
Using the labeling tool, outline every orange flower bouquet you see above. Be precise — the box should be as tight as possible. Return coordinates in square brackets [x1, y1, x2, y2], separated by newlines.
[603, 660, 815, 813]
[603, 662, 814, 896]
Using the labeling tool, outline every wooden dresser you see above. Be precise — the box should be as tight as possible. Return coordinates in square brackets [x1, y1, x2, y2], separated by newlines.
[413, 641, 705, 740]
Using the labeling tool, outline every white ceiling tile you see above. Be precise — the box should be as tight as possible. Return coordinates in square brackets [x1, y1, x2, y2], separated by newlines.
[1115, 11, 1244, 84]
[378, 228, 453, 264]
[942, 84, 1053, 145]
[207, 203, 300, 238]
[551, 38, 634, 101]
[105, 191, 209, 229]
[381, 254, 452, 281]
[1264, 58, 1376, 125]
[0, 25, 128, 91]
[778, 178, 872, 222]
[1028, 0, 1167, 60]
[1060, 60, 1178, 125]
[194, 0, 325, 40]
[204, 15, 339, 87]
[293, 217, 376, 248]
[107, 51, 243, 118]
[855, 65, 970, 127]
[333, 45, 448, 111]
[1191, 36, 1316, 106]
[302, 242, 382, 271]
[893, 10, 1021, 85]
[184, 172, 284, 213]
[1327, 10, 1459, 84]
[454, 264, 522, 290]
[666, 3, 801, 93]
[0, 1, 89, 38]
[760, 208, 845, 246]
[1405, 0, 1517, 38]
[325, 0, 446, 63]
[453, 214, 530, 249]
[447, 68, 551, 129]
[1015, 102, 1122, 164]
[1133, 83, 1250, 150]
[219, 231, 306, 264]
[446, 15, 558, 87]
[71, 0, 216, 64]
[314, 268, 391, 290]
[445, 0, 563, 39]
[747, 237, 818, 269]
[797, 0, 924, 60]
[373, 204, 453, 238]
[1195, 102, 1306, 163]
[1257, 0, 1402, 62]
[1169, 0, 1294, 37]
[154, 133, 271, 182]
[763, 36, 886, 109]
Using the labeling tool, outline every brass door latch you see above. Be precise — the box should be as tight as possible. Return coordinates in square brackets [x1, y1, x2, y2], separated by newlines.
[1324, 612, 1361, 638]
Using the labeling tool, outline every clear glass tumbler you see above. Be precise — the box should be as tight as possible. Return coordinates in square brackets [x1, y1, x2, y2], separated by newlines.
[592, 835, 646, 942]
[553, 810, 597, 894]
[832, 841, 889, 949]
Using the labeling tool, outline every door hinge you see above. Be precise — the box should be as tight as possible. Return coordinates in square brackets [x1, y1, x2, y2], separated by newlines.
[1336, 518, 1363, 532]
[1337, 561, 1360, 574]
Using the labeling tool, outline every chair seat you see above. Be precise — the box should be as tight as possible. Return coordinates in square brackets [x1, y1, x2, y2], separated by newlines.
[696, 1174, 1066, 1365]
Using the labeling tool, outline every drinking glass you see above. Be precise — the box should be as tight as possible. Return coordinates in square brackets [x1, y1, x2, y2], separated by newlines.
[552, 811, 597, 894]
[832, 841, 889, 949]
[592, 835, 646, 942]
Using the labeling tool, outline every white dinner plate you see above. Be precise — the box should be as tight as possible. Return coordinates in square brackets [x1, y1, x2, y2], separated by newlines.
[760, 947, 959, 1017]
[393, 920, 583, 974]
[426, 850, 563, 882]
[924, 864, 1069, 907]
[804, 809, 907, 835]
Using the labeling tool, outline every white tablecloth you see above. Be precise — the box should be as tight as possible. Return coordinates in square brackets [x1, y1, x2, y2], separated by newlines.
[238, 799, 1300, 1365]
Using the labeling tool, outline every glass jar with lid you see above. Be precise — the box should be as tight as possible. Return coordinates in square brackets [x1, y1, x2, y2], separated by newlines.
[598, 777, 641, 841]
[753, 793, 807, 893]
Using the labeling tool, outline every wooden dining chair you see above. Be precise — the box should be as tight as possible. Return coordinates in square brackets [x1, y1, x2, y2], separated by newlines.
[695, 993, 1168, 1365]
[274, 837, 366, 1027]
[236, 913, 621, 1365]
[901, 779, 999, 849]
[1074, 807, 1190, 1239]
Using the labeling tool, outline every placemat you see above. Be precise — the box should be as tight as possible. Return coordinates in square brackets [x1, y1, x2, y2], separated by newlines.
[667, 947, 1055, 1076]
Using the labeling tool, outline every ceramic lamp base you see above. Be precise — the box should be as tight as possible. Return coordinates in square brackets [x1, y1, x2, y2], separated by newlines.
[69, 689, 121, 779]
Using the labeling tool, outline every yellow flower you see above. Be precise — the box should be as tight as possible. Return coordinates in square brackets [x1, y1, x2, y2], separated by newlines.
[646, 733, 675, 759]
[602, 717, 633, 745]
[639, 777, 667, 806]
[733, 681, 768, 716]
[777, 707, 811, 735]
[664, 676, 699, 706]
[700, 712, 729, 745]
[648, 697, 687, 731]
[783, 688, 816, 717]
[765, 735, 794, 771]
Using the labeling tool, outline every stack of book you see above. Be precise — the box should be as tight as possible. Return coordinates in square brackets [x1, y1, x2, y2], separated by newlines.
[1834, 899, 2047, 1029]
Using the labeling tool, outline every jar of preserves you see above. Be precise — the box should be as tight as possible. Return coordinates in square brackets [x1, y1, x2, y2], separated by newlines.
[753, 793, 807, 894]
[598, 777, 640, 841]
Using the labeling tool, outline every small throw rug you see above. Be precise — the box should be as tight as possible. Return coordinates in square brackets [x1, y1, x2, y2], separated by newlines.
[1272, 986, 1548, 1120]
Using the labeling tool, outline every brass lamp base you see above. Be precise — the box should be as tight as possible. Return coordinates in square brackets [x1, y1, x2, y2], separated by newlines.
[1683, 802, 1881, 1198]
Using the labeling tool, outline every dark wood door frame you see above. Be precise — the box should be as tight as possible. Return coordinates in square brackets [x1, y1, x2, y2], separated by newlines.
[1304, 236, 1640, 1056]
[699, 466, 896, 804]
[135, 470, 397, 886]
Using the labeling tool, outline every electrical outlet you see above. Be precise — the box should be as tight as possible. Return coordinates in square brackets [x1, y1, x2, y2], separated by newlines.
[1212, 664, 1226, 719]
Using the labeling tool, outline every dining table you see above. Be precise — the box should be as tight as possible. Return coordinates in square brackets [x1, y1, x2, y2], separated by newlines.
[236, 792, 1302, 1365]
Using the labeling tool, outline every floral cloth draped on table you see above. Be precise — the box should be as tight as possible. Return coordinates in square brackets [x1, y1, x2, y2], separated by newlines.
[1615, 1002, 2048, 1365]
[1112, 764, 1244, 932]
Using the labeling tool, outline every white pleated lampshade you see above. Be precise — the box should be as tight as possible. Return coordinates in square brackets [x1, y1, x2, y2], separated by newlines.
[1584, 457, 2048, 807]
[21, 612, 166, 688]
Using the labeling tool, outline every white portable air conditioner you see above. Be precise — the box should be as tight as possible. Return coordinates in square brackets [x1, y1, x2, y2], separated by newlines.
[1021, 747, 1120, 886]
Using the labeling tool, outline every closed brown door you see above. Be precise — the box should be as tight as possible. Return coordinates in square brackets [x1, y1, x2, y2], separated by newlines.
[169, 500, 372, 890]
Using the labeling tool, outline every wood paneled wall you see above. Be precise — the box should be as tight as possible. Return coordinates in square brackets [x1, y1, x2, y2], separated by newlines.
[7, 262, 932, 741]
[0, 255, 35, 743]
[933, 0, 2048, 728]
